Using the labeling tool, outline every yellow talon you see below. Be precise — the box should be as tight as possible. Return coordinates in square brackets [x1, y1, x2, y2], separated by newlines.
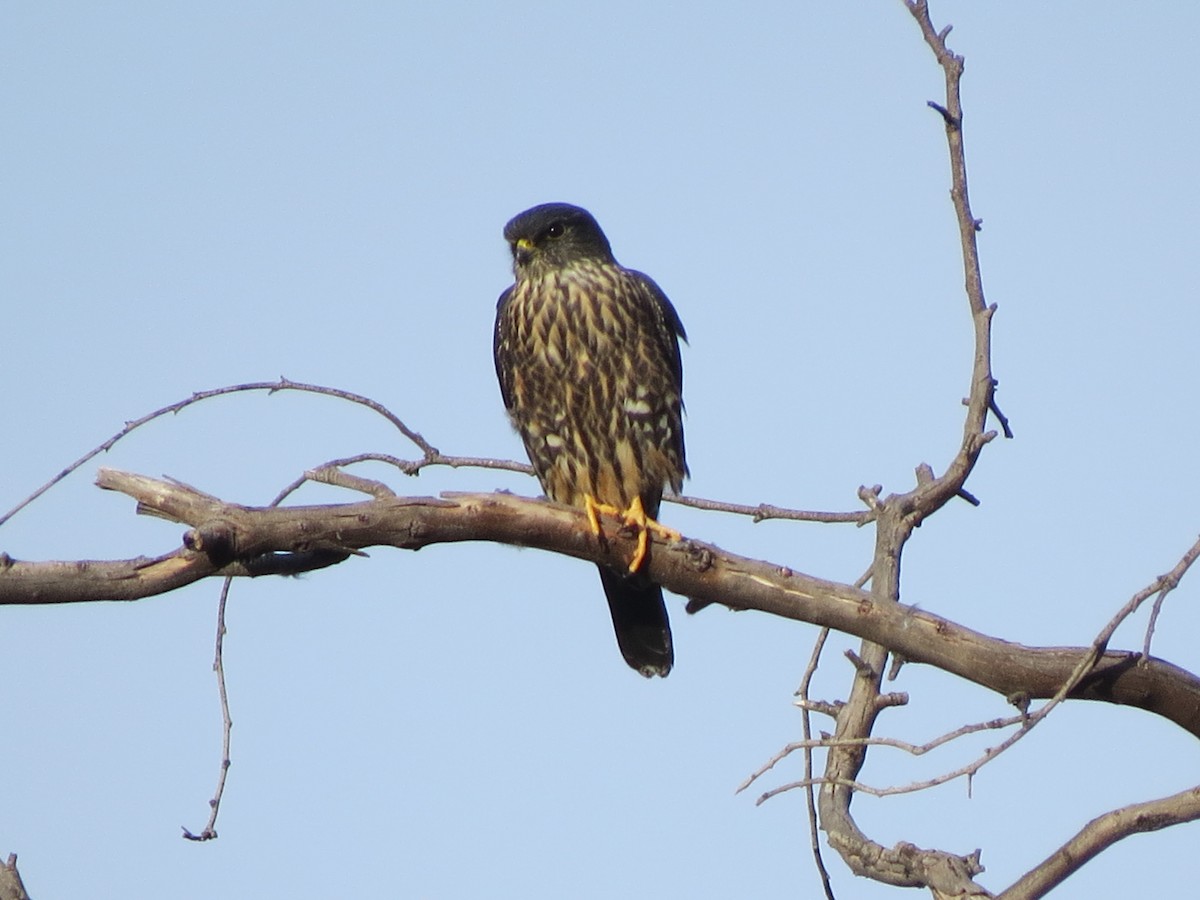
[622, 496, 651, 572]
[584, 494, 622, 537]
[583, 494, 681, 573]
[585, 495, 602, 536]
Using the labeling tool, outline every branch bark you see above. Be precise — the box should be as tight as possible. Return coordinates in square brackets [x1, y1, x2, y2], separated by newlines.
[0, 855, 30, 900]
[0, 3, 1193, 898]
[999, 785, 1200, 900]
[808, 3, 1004, 892]
[2, 469, 1198, 742]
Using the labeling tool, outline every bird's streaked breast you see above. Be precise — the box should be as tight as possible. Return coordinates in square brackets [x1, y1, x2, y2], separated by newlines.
[498, 260, 685, 513]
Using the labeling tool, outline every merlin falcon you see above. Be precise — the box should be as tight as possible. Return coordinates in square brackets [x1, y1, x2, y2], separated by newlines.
[494, 203, 688, 677]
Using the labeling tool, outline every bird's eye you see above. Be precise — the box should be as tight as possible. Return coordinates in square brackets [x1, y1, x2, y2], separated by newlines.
[545, 222, 565, 239]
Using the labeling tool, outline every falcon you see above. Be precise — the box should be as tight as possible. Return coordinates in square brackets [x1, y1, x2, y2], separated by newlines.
[494, 203, 687, 677]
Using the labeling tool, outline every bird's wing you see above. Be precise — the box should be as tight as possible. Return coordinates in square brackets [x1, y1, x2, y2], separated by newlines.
[493, 286, 516, 411]
[628, 269, 689, 485]
[629, 270, 686, 394]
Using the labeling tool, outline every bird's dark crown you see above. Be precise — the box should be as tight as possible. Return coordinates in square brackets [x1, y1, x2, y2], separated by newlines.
[504, 202, 615, 271]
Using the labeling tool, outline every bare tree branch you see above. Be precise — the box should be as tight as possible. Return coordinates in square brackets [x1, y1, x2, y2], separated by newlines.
[669, 493, 871, 525]
[796, 628, 837, 900]
[0, 379, 865, 537]
[181, 576, 234, 843]
[752, 529, 1200, 811]
[2, 470, 1198, 743]
[741, 712, 1026, 796]
[807, 2, 1006, 892]
[0, 378, 438, 531]
[999, 786, 1200, 900]
[1, 4, 1193, 895]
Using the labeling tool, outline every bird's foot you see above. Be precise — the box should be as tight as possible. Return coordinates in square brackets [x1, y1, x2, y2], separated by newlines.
[583, 495, 681, 572]
[584, 494, 623, 537]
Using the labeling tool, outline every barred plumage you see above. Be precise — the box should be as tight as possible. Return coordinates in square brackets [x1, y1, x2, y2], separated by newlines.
[494, 203, 687, 677]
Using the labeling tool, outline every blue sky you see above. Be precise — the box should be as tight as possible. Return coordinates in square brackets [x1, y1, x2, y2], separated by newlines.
[3, 2, 1199, 897]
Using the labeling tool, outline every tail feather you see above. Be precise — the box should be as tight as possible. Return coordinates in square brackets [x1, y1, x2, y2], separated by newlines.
[597, 565, 673, 677]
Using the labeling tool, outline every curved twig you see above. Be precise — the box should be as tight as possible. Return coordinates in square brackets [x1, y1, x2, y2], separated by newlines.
[0, 380, 866, 536]
[0, 378, 436, 530]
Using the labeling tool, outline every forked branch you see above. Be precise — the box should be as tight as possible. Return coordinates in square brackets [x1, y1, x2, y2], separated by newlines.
[811, 3, 1005, 893]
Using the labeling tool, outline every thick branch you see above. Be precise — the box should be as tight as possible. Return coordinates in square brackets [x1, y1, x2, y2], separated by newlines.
[999, 786, 1200, 900]
[2, 470, 1198, 741]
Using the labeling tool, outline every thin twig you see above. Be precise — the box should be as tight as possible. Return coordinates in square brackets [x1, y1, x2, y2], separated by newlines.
[1095, 533, 1200, 656]
[1143, 593, 1168, 661]
[671, 493, 870, 525]
[795, 628, 836, 900]
[181, 576, 233, 841]
[742, 711, 1026, 795]
[0, 378, 435, 529]
[988, 392, 1014, 439]
[1140, 535, 1200, 659]
[0, 380, 865, 536]
[756, 533, 1200, 806]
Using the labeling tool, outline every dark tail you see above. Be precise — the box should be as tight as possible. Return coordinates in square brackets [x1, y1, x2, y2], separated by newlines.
[597, 565, 673, 677]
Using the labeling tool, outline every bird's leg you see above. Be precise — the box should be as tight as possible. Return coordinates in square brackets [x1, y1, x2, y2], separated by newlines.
[619, 496, 682, 574]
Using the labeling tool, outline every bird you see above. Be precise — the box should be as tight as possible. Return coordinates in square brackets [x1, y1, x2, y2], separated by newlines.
[493, 202, 688, 677]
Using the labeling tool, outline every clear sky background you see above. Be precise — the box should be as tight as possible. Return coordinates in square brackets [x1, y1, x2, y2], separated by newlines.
[3, 2, 1199, 897]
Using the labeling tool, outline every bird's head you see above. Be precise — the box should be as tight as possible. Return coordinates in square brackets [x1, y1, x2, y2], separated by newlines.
[504, 202, 615, 276]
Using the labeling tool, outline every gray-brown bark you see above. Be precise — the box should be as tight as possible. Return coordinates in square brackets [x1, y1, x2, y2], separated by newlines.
[2, 470, 1196, 742]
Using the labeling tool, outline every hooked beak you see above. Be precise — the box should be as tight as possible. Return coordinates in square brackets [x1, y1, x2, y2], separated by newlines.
[512, 237, 535, 267]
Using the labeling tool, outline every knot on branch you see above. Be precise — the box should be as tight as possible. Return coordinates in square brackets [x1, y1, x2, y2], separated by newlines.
[184, 520, 240, 566]
[684, 541, 714, 573]
[857, 484, 884, 512]
[845, 648, 879, 679]
[922, 846, 987, 895]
